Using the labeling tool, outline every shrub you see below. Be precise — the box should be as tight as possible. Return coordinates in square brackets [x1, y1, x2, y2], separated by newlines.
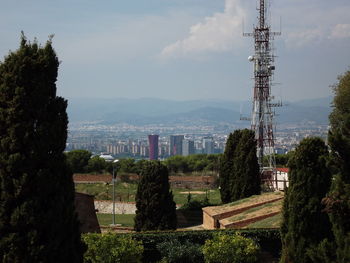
[157, 239, 204, 263]
[202, 233, 259, 263]
[82, 233, 143, 263]
[179, 198, 211, 211]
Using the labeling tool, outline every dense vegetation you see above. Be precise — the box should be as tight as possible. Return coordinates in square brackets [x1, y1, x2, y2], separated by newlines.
[82, 229, 280, 263]
[134, 161, 177, 231]
[0, 35, 84, 261]
[202, 233, 259, 263]
[66, 152, 221, 175]
[164, 154, 220, 174]
[323, 69, 350, 263]
[219, 129, 260, 203]
[280, 69, 350, 262]
[280, 137, 332, 263]
[83, 233, 143, 263]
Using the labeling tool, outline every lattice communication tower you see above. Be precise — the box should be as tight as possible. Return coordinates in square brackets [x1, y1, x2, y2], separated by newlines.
[244, 0, 281, 188]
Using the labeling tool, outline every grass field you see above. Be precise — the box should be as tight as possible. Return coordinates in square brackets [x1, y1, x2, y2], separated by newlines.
[97, 213, 135, 227]
[75, 182, 221, 205]
[244, 213, 282, 228]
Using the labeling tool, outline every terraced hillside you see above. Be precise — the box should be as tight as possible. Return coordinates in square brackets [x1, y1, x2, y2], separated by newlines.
[202, 192, 284, 229]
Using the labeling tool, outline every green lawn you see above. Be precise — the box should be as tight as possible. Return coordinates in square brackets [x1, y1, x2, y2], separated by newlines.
[244, 213, 282, 229]
[75, 182, 137, 202]
[97, 213, 135, 227]
[75, 182, 221, 205]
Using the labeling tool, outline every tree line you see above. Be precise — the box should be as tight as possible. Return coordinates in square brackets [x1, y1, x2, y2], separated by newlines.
[65, 151, 221, 175]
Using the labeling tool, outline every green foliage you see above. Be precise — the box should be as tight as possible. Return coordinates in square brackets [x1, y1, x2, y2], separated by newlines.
[87, 156, 107, 173]
[82, 233, 143, 263]
[165, 154, 221, 174]
[219, 131, 239, 203]
[179, 198, 211, 211]
[157, 239, 204, 263]
[0, 35, 84, 261]
[231, 129, 260, 200]
[118, 158, 137, 173]
[325, 69, 350, 263]
[134, 161, 177, 231]
[202, 233, 259, 263]
[263, 152, 294, 167]
[220, 129, 260, 203]
[280, 137, 333, 263]
[130, 229, 280, 263]
[66, 149, 92, 173]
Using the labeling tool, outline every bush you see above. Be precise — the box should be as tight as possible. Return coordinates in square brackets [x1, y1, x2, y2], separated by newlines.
[82, 233, 143, 263]
[202, 233, 259, 263]
[157, 239, 204, 263]
[179, 198, 211, 211]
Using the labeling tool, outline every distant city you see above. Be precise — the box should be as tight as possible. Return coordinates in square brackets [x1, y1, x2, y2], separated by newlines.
[66, 121, 328, 159]
[65, 96, 331, 159]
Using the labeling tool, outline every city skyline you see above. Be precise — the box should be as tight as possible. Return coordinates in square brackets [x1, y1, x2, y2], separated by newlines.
[0, 0, 349, 102]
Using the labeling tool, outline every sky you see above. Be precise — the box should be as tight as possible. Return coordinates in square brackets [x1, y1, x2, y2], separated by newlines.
[0, 0, 349, 102]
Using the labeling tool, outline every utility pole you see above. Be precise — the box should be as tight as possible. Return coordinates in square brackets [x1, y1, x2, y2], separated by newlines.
[111, 159, 119, 226]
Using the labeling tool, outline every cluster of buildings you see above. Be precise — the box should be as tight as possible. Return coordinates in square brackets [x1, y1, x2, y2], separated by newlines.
[105, 135, 224, 160]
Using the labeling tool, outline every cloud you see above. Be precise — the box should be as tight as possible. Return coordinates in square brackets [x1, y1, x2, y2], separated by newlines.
[330, 24, 350, 39]
[285, 29, 325, 48]
[276, 1, 350, 48]
[160, 0, 245, 58]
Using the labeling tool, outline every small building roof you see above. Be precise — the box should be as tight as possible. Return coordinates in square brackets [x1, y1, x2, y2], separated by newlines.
[276, 167, 289, 173]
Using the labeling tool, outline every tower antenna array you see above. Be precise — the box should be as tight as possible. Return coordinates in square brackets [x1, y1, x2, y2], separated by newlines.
[244, 0, 281, 189]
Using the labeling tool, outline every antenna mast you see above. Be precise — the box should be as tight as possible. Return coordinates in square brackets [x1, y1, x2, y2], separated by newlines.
[244, 0, 281, 189]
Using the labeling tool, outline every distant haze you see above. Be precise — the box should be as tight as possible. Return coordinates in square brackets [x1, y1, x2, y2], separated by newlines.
[66, 96, 332, 125]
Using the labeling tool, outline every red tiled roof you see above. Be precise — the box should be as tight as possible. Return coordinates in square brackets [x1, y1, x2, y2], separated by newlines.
[276, 167, 289, 173]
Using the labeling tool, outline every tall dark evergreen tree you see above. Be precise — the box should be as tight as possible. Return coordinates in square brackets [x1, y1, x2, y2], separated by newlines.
[231, 129, 260, 201]
[134, 161, 177, 231]
[219, 130, 241, 203]
[280, 137, 332, 263]
[219, 129, 260, 203]
[0, 35, 85, 262]
[323, 69, 350, 263]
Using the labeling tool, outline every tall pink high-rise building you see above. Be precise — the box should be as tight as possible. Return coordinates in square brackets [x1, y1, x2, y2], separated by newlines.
[148, 135, 159, 160]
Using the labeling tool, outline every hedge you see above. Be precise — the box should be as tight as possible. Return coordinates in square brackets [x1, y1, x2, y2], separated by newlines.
[82, 229, 280, 263]
[129, 229, 281, 262]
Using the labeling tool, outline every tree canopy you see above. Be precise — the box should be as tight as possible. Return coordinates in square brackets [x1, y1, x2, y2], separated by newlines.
[65, 149, 92, 173]
[134, 161, 177, 231]
[324, 69, 350, 263]
[280, 137, 332, 263]
[219, 129, 260, 203]
[0, 35, 84, 261]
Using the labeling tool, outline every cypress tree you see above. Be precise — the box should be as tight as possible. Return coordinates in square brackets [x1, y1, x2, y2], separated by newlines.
[134, 161, 177, 231]
[231, 129, 260, 201]
[219, 129, 260, 203]
[219, 130, 241, 203]
[323, 70, 350, 263]
[280, 137, 332, 263]
[0, 35, 85, 262]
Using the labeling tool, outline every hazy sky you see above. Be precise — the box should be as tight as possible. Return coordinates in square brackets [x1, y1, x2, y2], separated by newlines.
[0, 0, 349, 101]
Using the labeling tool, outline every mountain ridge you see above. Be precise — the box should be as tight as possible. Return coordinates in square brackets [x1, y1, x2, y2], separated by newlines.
[66, 97, 332, 125]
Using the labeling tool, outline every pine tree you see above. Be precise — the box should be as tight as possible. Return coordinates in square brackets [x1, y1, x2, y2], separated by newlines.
[280, 137, 332, 263]
[231, 129, 260, 201]
[134, 161, 177, 231]
[0, 35, 85, 262]
[323, 70, 350, 263]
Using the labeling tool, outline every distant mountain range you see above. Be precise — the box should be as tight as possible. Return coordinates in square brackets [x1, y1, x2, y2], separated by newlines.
[66, 97, 333, 125]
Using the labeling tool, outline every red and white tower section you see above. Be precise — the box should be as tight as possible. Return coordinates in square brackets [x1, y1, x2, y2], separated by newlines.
[244, 0, 281, 188]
